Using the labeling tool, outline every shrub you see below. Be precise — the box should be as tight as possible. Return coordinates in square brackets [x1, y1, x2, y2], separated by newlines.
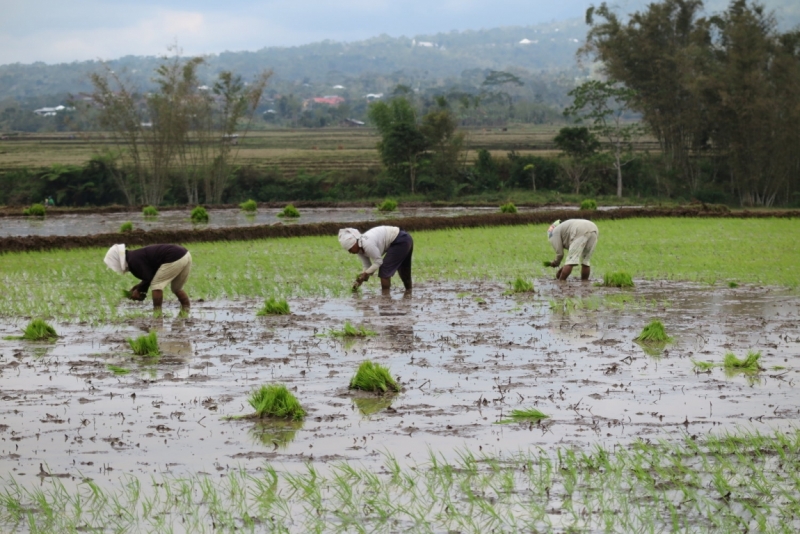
[634, 320, 673, 343]
[24, 204, 46, 217]
[190, 205, 209, 223]
[277, 204, 300, 218]
[602, 272, 634, 288]
[120, 221, 133, 233]
[11, 319, 59, 341]
[240, 199, 257, 212]
[256, 297, 290, 316]
[142, 205, 159, 217]
[248, 384, 306, 420]
[376, 198, 398, 212]
[127, 331, 160, 357]
[349, 361, 400, 393]
[580, 199, 598, 210]
[499, 202, 517, 214]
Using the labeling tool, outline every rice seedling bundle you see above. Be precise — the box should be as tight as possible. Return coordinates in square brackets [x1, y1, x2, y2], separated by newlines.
[277, 204, 300, 218]
[127, 331, 160, 357]
[602, 272, 634, 288]
[256, 297, 290, 316]
[240, 199, 257, 212]
[248, 384, 306, 420]
[376, 199, 397, 212]
[24, 204, 46, 217]
[496, 408, 549, 424]
[543, 260, 553, 267]
[580, 199, 598, 210]
[190, 206, 209, 223]
[120, 221, 133, 233]
[330, 321, 376, 338]
[509, 277, 534, 293]
[724, 350, 762, 371]
[634, 320, 673, 343]
[107, 365, 130, 375]
[349, 361, 400, 393]
[12, 319, 59, 341]
[142, 205, 159, 217]
[499, 202, 517, 214]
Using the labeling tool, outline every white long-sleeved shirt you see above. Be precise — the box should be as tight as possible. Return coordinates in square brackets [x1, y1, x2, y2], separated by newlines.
[358, 226, 400, 275]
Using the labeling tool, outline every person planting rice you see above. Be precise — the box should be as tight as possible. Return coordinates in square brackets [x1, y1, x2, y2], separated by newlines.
[104, 244, 192, 311]
[546, 219, 599, 281]
[338, 226, 413, 292]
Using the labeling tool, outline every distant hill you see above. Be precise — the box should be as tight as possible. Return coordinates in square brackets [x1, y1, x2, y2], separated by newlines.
[0, 20, 588, 102]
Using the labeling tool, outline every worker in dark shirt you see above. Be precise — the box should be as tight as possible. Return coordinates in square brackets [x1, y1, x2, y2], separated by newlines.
[104, 244, 192, 311]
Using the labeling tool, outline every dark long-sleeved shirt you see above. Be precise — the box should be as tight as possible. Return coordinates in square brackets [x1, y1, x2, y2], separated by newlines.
[126, 244, 188, 294]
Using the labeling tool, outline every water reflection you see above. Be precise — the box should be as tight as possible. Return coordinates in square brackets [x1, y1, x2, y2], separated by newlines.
[352, 395, 396, 417]
[250, 419, 303, 449]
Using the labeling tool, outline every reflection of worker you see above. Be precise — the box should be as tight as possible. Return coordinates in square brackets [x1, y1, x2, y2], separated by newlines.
[338, 226, 413, 292]
[547, 219, 599, 281]
[104, 244, 192, 310]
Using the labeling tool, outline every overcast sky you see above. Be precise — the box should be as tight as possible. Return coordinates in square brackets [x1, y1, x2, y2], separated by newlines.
[0, 0, 790, 66]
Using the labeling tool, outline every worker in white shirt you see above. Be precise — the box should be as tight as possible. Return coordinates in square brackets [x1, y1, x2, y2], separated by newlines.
[338, 226, 413, 292]
[547, 219, 599, 281]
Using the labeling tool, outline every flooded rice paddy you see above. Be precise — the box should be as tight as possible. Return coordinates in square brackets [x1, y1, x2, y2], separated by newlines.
[1, 205, 613, 238]
[1, 279, 799, 484]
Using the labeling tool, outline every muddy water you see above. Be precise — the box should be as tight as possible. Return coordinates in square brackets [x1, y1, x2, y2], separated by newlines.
[1, 205, 606, 237]
[1, 281, 799, 484]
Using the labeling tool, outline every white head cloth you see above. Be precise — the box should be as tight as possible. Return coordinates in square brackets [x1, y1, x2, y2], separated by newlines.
[547, 220, 561, 239]
[338, 228, 361, 250]
[104, 244, 128, 274]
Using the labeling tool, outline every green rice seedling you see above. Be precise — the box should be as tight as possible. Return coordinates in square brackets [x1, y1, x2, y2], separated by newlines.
[499, 202, 517, 214]
[27, 203, 47, 217]
[248, 384, 305, 420]
[5, 319, 59, 341]
[728, 281, 739, 288]
[724, 351, 762, 372]
[542, 260, 553, 267]
[240, 199, 257, 212]
[692, 360, 715, 371]
[127, 331, 160, 357]
[256, 297, 290, 316]
[602, 271, 634, 288]
[506, 277, 534, 294]
[120, 221, 133, 233]
[349, 361, 400, 393]
[496, 408, 549, 424]
[580, 199, 598, 210]
[376, 198, 397, 212]
[328, 321, 376, 338]
[634, 320, 673, 343]
[121, 289, 133, 299]
[277, 204, 300, 218]
[190, 205, 209, 223]
[142, 205, 159, 217]
[107, 364, 130, 375]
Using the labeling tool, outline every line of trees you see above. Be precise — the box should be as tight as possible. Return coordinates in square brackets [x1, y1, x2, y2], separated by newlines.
[582, 0, 800, 206]
[86, 52, 270, 206]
